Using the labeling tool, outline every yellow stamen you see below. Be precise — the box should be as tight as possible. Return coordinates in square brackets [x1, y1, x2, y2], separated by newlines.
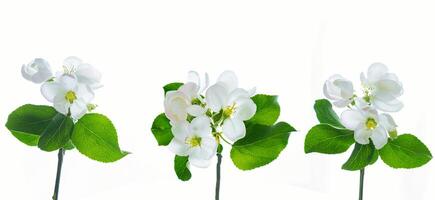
[365, 118, 377, 130]
[186, 136, 202, 147]
[65, 91, 77, 104]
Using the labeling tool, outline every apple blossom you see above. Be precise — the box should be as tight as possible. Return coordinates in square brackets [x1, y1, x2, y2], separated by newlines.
[41, 75, 94, 120]
[340, 107, 389, 149]
[360, 63, 403, 112]
[21, 58, 53, 83]
[62, 56, 102, 89]
[323, 74, 354, 107]
[168, 116, 218, 168]
[205, 71, 257, 142]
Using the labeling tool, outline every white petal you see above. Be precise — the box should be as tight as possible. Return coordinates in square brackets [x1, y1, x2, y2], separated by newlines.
[222, 118, 246, 142]
[191, 137, 217, 160]
[217, 70, 238, 92]
[53, 94, 69, 115]
[76, 84, 94, 103]
[189, 116, 211, 137]
[354, 127, 371, 145]
[340, 110, 364, 130]
[21, 58, 53, 83]
[367, 63, 388, 82]
[41, 81, 63, 102]
[58, 75, 77, 91]
[372, 97, 403, 112]
[205, 83, 229, 112]
[370, 126, 388, 149]
[164, 91, 190, 122]
[233, 98, 256, 121]
[373, 79, 403, 101]
[63, 56, 82, 69]
[186, 105, 206, 117]
[168, 139, 190, 156]
[187, 71, 201, 86]
[227, 88, 250, 104]
[75, 63, 102, 88]
[189, 155, 212, 168]
[70, 100, 88, 120]
[171, 121, 189, 141]
[379, 113, 397, 132]
[178, 82, 199, 99]
[333, 99, 352, 108]
[335, 79, 354, 99]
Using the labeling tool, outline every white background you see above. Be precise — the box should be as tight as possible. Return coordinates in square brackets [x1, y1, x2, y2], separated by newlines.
[1, 0, 434, 199]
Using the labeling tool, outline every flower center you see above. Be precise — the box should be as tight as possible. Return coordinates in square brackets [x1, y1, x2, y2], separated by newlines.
[186, 136, 202, 148]
[65, 91, 77, 104]
[365, 118, 377, 130]
[223, 103, 237, 118]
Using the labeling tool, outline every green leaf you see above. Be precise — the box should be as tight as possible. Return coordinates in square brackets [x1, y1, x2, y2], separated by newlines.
[151, 113, 173, 146]
[163, 82, 183, 95]
[314, 99, 344, 128]
[71, 113, 128, 163]
[305, 124, 354, 154]
[247, 94, 281, 126]
[231, 122, 295, 170]
[5, 104, 58, 146]
[342, 143, 378, 171]
[38, 113, 74, 152]
[379, 134, 432, 169]
[174, 155, 191, 181]
[63, 140, 75, 150]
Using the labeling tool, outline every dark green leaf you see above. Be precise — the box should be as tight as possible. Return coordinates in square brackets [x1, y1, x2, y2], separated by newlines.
[63, 140, 75, 150]
[163, 82, 183, 95]
[247, 95, 280, 126]
[38, 113, 74, 152]
[174, 155, 191, 181]
[342, 143, 378, 171]
[151, 113, 173, 146]
[305, 124, 354, 154]
[379, 134, 432, 169]
[314, 99, 344, 128]
[231, 122, 295, 170]
[71, 113, 128, 163]
[5, 104, 57, 146]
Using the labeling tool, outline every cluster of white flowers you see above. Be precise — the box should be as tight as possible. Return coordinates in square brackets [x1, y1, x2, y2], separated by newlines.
[165, 71, 257, 168]
[21, 57, 102, 120]
[323, 63, 403, 149]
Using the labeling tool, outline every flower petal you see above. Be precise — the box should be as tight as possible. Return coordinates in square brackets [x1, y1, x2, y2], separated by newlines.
[186, 105, 206, 117]
[53, 94, 69, 115]
[75, 63, 102, 88]
[41, 81, 63, 102]
[63, 56, 82, 69]
[205, 83, 229, 112]
[379, 113, 397, 132]
[222, 118, 246, 142]
[171, 121, 189, 141]
[217, 70, 238, 92]
[372, 97, 403, 112]
[188, 155, 212, 168]
[178, 82, 199, 99]
[70, 99, 88, 120]
[168, 138, 190, 156]
[367, 63, 388, 82]
[21, 58, 52, 83]
[164, 91, 190, 122]
[234, 98, 256, 121]
[58, 75, 77, 91]
[76, 84, 94, 103]
[189, 116, 211, 137]
[340, 110, 364, 130]
[354, 127, 371, 145]
[370, 126, 388, 149]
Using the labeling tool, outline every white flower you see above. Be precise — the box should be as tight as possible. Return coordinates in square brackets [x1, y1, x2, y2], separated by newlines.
[41, 75, 94, 120]
[21, 58, 53, 83]
[360, 63, 403, 112]
[168, 116, 218, 168]
[379, 113, 398, 138]
[62, 56, 102, 89]
[164, 72, 208, 123]
[323, 74, 354, 107]
[205, 71, 257, 142]
[340, 107, 389, 149]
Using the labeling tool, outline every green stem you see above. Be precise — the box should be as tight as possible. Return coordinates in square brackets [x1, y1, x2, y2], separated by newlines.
[359, 168, 365, 200]
[52, 148, 65, 200]
[215, 153, 222, 200]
